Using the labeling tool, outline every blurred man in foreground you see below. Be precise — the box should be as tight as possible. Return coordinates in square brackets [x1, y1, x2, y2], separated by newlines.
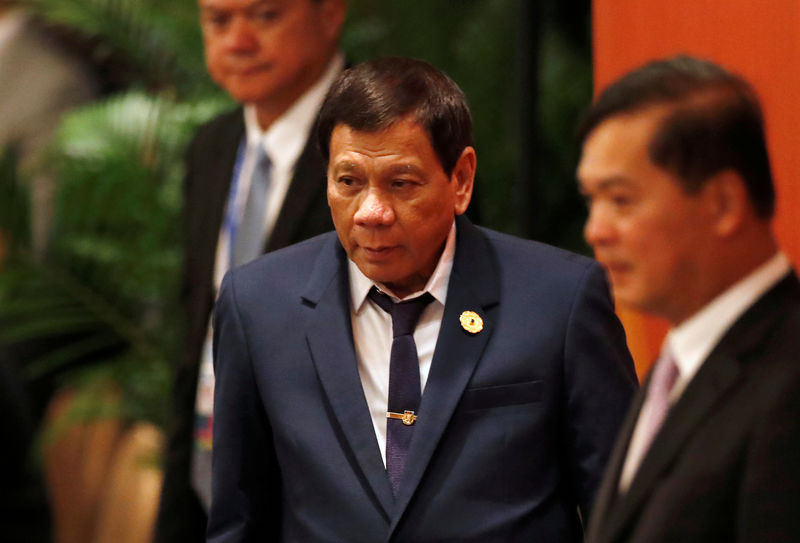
[208, 56, 636, 542]
[155, 1, 346, 541]
[578, 55, 800, 542]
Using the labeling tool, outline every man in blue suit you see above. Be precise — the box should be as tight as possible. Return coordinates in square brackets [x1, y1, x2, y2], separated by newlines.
[208, 56, 637, 542]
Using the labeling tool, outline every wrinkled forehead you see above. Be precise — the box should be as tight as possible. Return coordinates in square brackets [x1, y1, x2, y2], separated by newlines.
[326, 119, 445, 177]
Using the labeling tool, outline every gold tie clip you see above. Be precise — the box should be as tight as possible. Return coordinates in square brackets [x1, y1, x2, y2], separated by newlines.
[386, 410, 417, 426]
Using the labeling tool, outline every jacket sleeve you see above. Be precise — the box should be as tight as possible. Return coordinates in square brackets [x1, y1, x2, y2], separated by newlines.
[207, 271, 282, 542]
[561, 262, 638, 523]
[739, 370, 800, 542]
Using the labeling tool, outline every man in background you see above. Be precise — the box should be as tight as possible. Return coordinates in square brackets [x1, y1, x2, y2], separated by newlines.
[578, 55, 800, 542]
[155, 1, 346, 541]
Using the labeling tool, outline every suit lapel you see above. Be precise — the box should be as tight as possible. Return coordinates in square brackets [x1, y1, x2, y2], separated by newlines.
[195, 110, 245, 274]
[389, 217, 500, 534]
[266, 130, 327, 251]
[601, 272, 800, 542]
[302, 236, 395, 519]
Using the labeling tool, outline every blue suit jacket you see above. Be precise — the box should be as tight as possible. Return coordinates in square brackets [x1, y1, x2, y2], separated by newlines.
[209, 216, 637, 542]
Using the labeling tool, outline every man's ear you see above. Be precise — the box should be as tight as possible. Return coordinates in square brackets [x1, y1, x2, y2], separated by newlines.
[704, 170, 750, 237]
[451, 146, 476, 215]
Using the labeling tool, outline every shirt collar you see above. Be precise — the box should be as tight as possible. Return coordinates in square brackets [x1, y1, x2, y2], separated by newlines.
[666, 251, 791, 384]
[349, 221, 457, 312]
[243, 52, 344, 172]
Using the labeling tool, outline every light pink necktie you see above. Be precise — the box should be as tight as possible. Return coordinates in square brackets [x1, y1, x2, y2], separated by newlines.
[626, 352, 680, 479]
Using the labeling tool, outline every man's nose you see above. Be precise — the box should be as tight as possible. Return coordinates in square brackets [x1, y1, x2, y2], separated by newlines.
[584, 204, 616, 249]
[224, 17, 258, 52]
[353, 189, 395, 227]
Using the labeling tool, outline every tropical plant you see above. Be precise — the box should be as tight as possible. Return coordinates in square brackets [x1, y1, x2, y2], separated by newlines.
[0, 93, 225, 427]
[1, 0, 228, 429]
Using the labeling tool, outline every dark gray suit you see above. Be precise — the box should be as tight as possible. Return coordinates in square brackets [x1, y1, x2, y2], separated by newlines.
[587, 273, 800, 543]
[155, 108, 333, 543]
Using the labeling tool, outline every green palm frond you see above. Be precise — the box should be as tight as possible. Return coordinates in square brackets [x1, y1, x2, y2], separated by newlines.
[0, 146, 30, 251]
[29, 0, 212, 95]
[0, 91, 227, 427]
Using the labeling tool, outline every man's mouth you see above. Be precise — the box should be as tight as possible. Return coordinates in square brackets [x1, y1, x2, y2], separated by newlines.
[360, 245, 398, 260]
[596, 258, 631, 278]
[230, 63, 271, 76]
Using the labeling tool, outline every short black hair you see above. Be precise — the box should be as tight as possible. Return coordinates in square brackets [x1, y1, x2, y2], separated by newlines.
[317, 56, 473, 176]
[577, 55, 774, 218]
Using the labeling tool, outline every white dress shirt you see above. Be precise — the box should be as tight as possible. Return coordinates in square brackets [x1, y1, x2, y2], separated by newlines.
[618, 251, 792, 492]
[349, 222, 456, 466]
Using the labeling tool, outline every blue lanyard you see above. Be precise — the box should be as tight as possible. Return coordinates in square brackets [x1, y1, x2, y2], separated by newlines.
[223, 138, 248, 270]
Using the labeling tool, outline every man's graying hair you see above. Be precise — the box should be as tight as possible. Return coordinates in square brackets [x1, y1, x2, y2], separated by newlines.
[578, 55, 774, 218]
[317, 56, 473, 176]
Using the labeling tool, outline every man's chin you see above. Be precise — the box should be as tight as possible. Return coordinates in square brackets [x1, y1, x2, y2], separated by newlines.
[356, 262, 397, 285]
[611, 289, 662, 318]
[354, 261, 416, 294]
[222, 81, 278, 106]
[608, 285, 639, 311]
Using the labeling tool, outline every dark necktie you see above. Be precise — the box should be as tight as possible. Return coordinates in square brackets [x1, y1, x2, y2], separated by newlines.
[368, 287, 434, 495]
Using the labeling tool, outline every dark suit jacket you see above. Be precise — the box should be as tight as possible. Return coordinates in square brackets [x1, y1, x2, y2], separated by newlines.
[587, 273, 800, 543]
[208, 215, 637, 542]
[155, 108, 333, 543]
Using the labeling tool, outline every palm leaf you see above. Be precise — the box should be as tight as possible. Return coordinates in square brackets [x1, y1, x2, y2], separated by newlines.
[29, 0, 213, 95]
[0, 91, 226, 428]
[0, 146, 30, 251]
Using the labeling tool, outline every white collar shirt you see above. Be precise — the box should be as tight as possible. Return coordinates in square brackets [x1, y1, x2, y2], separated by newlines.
[619, 251, 792, 492]
[349, 221, 456, 466]
[665, 251, 791, 399]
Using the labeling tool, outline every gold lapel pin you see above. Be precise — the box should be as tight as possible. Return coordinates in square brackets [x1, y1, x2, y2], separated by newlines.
[459, 311, 483, 334]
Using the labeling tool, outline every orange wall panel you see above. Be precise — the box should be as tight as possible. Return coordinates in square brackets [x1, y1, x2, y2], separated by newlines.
[592, 0, 800, 377]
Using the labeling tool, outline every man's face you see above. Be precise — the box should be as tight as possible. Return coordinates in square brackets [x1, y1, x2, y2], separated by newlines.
[199, 0, 343, 111]
[327, 117, 474, 299]
[578, 107, 714, 323]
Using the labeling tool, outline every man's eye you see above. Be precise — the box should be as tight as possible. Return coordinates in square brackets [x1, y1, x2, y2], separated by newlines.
[391, 179, 416, 189]
[339, 177, 356, 187]
[202, 12, 230, 29]
[611, 195, 632, 207]
[253, 8, 280, 22]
